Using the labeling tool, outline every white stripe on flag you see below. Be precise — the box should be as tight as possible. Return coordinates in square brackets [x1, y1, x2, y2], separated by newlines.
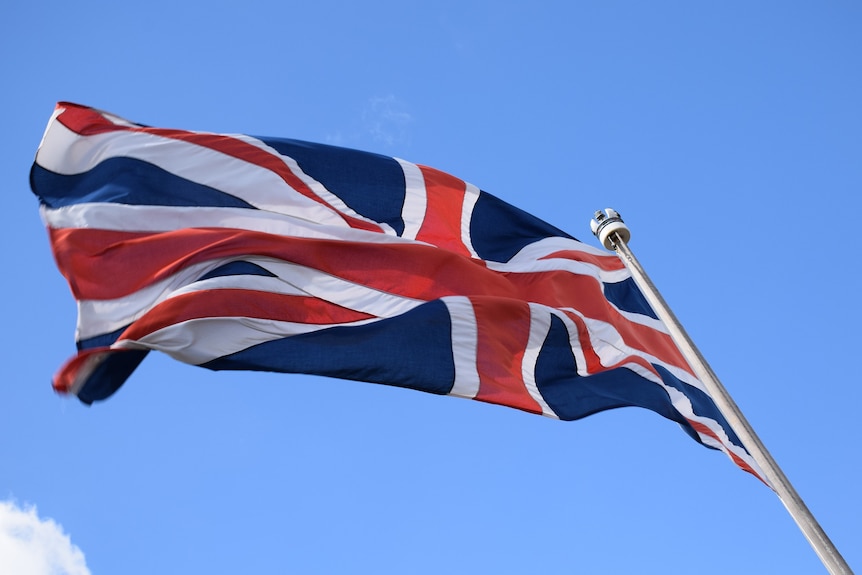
[117, 316, 377, 365]
[460, 182, 481, 259]
[41, 203, 419, 248]
[485, 237, 633, 285]
[242, 259, 425, 319]
[522, 304, 559, 418]
[545, 309, 591, 379]
[396, 158, 427, 241]
[443, 296, 480, 399]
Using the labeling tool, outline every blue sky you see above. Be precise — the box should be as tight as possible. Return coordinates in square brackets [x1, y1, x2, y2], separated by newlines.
[2, 1, 860, 573]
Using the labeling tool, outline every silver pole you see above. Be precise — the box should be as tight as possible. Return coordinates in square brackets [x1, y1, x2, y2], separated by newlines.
[590, 209, 853, 575]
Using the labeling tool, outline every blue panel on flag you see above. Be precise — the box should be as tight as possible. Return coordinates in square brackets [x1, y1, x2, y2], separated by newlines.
[77, 326, 129, 351]
[536, 315, 698, 434]
[260, 137, 407, 236]
[469, 191, 575, 263]
[202, 300, 456, 395]
[77, 349, 149, 405]
[30, 160, 256, 209]
[602, 278, 659, 320]
[653, 364, 744, 449]
[197, 261, 276, 281]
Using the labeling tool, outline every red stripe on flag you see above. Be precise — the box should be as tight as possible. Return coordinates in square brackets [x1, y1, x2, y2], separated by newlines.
[55, 102, 124, 135]
[471, 297, 542, 414]
[557, 309, 606, 374]
[50, 226, 692, 375]
[414, 165, 472, 257]
[119, 289, 374, 342]
[48, 227, 503, 301]
[686, 420, 769, 486]
[539, 249, 626, 271]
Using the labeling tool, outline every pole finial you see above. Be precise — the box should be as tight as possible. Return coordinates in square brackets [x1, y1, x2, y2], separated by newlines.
[590, 208, 631, 250]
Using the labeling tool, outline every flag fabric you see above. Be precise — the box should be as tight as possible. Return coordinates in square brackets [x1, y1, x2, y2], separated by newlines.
[31, 102, 766, 483]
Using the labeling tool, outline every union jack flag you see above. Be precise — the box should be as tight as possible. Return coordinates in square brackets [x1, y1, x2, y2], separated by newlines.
[31, 102, 766, 483]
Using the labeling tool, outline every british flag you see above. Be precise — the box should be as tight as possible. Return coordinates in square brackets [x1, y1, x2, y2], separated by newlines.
[31, 102, 766, 483]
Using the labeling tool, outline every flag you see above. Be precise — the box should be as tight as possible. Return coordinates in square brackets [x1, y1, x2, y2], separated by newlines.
[31, 102, 766, 483]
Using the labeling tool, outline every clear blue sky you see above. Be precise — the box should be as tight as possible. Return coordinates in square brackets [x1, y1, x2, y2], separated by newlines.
[2, 2, 860, 573]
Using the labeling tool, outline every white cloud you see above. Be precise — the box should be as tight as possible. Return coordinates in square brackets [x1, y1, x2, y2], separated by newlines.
[0, 500, 90, 575]
[363, 95, 413, 147]
[323, 95, 414, 150]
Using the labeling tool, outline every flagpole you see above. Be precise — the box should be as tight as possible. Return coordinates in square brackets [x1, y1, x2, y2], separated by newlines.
[590, 209, 853, 575]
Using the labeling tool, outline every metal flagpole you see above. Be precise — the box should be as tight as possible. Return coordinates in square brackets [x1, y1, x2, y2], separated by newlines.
[590, 209, 853, 575]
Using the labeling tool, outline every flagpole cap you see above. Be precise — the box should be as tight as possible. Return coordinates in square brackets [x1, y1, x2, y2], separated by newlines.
[590, 208, 631, 250]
